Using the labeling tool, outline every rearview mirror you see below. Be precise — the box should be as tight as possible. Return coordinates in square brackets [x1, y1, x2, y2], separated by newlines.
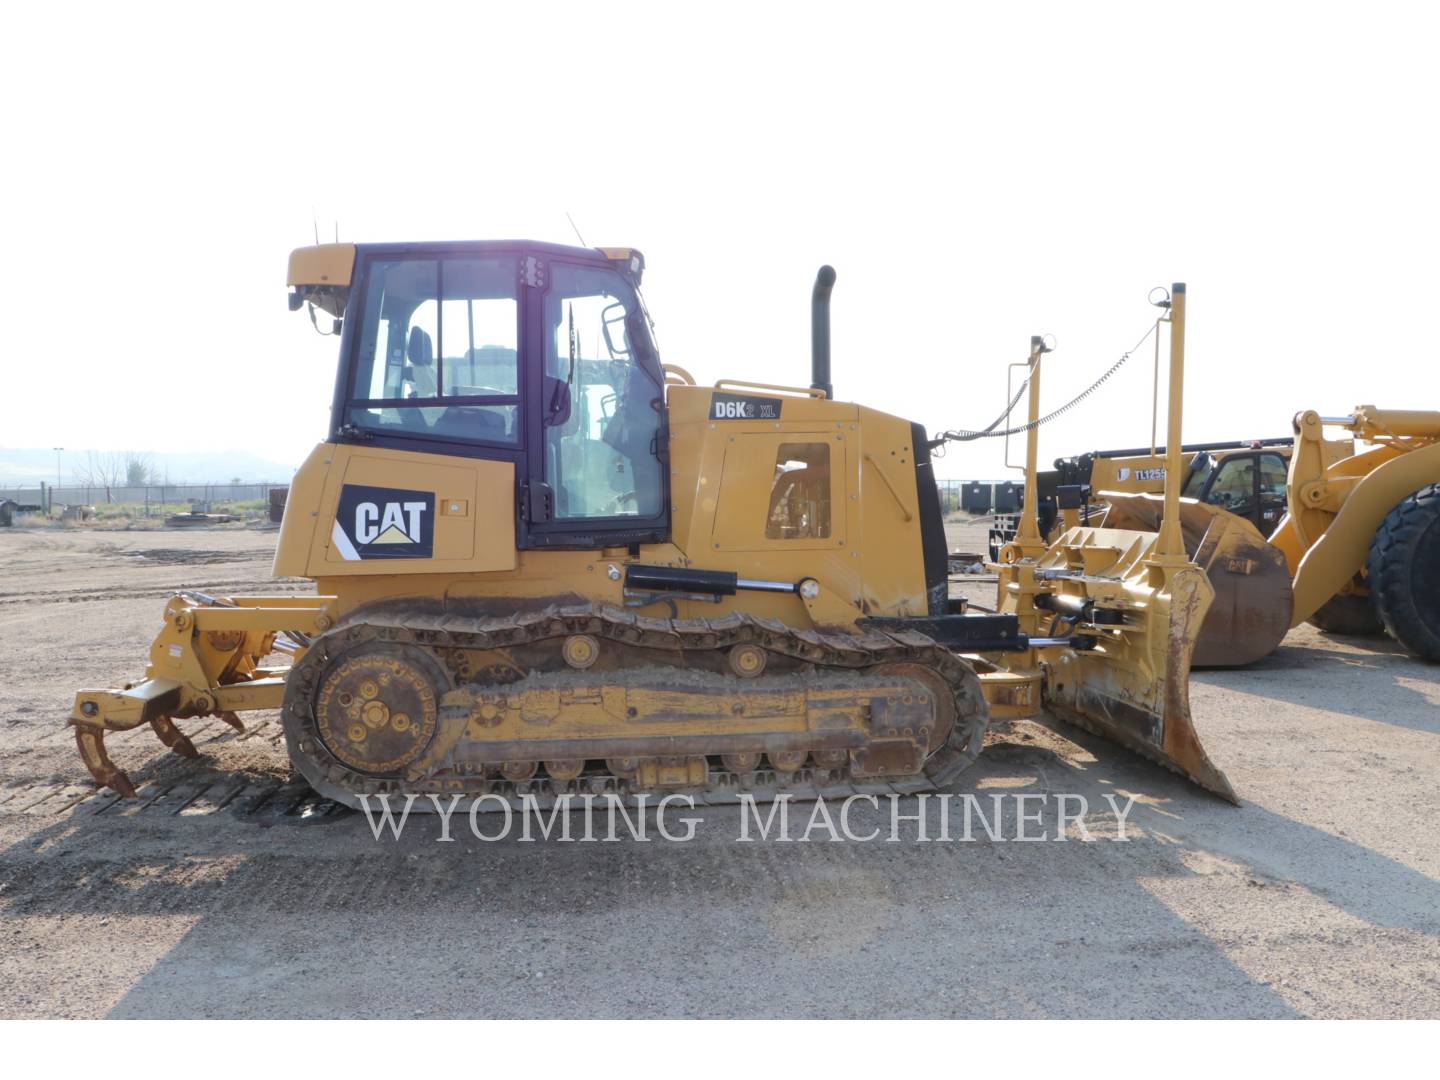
[601, 301, 630, 359]
[544, 376, 572, 427]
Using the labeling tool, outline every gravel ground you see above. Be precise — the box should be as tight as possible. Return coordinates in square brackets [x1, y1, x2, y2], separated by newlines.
[0, 523, 1436, 1018]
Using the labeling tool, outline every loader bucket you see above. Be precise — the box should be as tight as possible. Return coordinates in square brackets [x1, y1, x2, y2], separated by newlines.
[1025, 525, 1238, 802]
[1095, 493, 1294, 667]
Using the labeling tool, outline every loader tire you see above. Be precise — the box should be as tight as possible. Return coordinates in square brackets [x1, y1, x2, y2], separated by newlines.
[1307, 592, 1383, 637]
[1366, 483, 1440, 662]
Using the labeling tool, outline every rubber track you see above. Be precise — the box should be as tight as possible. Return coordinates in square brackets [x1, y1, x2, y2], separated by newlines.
[282, 605, 989, 811]
[1367, 482, 1440, 661]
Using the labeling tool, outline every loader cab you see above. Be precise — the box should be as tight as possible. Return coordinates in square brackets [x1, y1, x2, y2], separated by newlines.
[1182, 449, 1290, 533]
[323, 241, 669, 549]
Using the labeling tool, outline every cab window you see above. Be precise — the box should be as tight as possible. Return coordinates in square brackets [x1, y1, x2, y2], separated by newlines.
[1183, 453, 1213, 497]
[349, 257, 520, 444]
[1259, 453, 1288, 498]
[1204, 456, 1257, 514]
[542, 263, 663, 520]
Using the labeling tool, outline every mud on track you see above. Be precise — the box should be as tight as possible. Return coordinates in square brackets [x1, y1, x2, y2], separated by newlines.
[1, 524, 1438, 1018]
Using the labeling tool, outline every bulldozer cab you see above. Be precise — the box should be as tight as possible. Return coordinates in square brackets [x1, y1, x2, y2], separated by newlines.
[1182, 448, 1290, 534]
[319, 241, 669, 550]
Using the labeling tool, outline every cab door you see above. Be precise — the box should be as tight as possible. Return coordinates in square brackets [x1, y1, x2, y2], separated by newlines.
[521, 257, 670, 548]
[1198, 453, 1260, 528]
[1256, 452, 1289, 534]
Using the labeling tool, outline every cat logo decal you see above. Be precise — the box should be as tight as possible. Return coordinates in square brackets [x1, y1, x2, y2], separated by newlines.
[331, 484, 435, 560]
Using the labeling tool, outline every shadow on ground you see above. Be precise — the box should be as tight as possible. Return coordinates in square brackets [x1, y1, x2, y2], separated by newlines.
[2, 718, 1435, 1019]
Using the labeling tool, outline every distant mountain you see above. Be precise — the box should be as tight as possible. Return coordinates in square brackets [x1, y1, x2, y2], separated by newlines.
[0, 447, 299, 487]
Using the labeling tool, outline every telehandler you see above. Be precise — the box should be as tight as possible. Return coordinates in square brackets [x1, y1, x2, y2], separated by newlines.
[1008, 438, 1298, 540]
[988, 439, 1304, 667]
[70, 243, 1236, 806]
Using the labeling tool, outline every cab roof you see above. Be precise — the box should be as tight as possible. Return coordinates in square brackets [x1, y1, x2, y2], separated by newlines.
[287, 240, 645, 290]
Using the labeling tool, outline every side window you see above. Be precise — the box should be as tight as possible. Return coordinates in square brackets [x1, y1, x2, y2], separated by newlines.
[766, 444, 831, 539]
[349, 257, 519, 445]
[1182, 453, 1213, 497]
[438, 259, 519, 399]
[1257, 452, 1288, 529]
[1205, 456, 1257, 512]
[365, 318, 392, 398]
[542, 264, 663, 520]
[1258, 454, 1288, 498]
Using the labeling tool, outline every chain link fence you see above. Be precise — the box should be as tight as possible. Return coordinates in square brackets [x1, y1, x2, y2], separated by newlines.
[1, 482, 287, 516]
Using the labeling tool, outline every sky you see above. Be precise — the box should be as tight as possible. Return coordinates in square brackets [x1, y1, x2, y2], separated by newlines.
[3, 1, 1437, 481]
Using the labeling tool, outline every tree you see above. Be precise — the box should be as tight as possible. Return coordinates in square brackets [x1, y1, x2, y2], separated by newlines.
[74, 451, 156, 502]
[125, 454, 155, 486]
[73, 451, 126, 502]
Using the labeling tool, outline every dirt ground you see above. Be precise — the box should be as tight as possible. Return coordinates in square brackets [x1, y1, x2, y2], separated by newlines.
[1, 522, 1437, 1018]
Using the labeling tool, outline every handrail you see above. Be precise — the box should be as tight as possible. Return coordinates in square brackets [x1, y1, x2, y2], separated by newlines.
[863, 453, 913, 522]
[713, 379, 828, 399]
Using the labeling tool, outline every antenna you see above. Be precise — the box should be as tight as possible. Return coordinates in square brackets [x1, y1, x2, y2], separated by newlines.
[334, 220, 339, 243]
[565, 211, 587, 247]
[312, 207, 319, 245]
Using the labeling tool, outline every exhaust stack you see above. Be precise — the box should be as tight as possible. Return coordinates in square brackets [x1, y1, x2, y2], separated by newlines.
[811, 265, 836, 399]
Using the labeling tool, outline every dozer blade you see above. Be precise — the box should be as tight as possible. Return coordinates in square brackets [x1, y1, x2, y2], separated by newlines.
[1024, 525, 1238, 802]
[1096, 493, 1294, 668]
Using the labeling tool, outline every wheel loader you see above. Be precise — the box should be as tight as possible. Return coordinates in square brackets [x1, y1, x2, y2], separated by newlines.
[1270, 408, 1440, 658]
[69, 244, 1237, 807]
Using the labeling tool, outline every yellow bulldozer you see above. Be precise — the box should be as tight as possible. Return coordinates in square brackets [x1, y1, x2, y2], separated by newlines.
[69, 245, 1239, 807]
